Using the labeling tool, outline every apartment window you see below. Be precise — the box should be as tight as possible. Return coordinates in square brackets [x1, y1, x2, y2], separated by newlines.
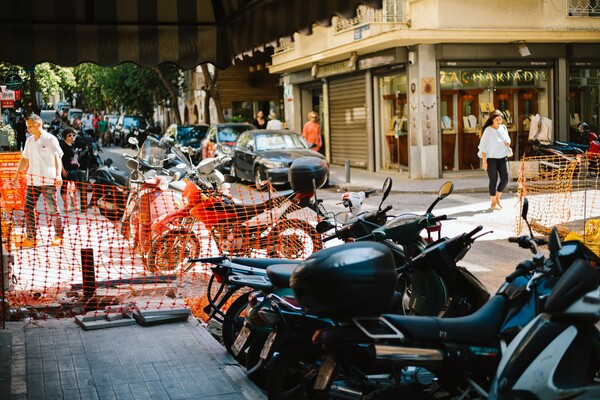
[383, 0, 405, 22]
[568, 0, 600, 16]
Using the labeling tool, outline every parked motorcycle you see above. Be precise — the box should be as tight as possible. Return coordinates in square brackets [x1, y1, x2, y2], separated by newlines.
[489, 257, 600, 399]
[148, 156, 326, 272]
[294, 199, 600, 399]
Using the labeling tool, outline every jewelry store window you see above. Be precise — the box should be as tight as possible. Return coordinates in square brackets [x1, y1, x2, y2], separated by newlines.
[440, 67, 552, 169]
[569, 66, 600, 144]
[378, 72, 408, 171]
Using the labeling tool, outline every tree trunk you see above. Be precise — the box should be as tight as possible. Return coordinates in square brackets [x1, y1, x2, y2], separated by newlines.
[200, 64, 225, 123]
[29, 70, 40, 115]
[153, 66, 182, 125]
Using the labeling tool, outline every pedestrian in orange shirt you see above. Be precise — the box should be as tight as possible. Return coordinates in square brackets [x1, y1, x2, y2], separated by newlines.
[302, 111, 322, 153]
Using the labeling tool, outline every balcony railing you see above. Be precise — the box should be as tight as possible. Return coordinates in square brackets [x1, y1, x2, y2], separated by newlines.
[273, 0, 406, 54]
[568, 0, 600, 16]
[336, 0, 406, 33]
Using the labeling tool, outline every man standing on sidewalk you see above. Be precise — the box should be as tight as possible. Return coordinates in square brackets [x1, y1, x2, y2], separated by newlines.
[11, 114, 64, 247]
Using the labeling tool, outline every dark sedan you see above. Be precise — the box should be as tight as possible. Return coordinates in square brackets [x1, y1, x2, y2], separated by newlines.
[231, 129, 328, 188]
[175, 124, 209, 162]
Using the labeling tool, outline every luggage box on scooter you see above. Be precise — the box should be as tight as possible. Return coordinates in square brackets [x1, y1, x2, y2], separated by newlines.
[288, 156, 329, 193]
[290, 242, 396, 319]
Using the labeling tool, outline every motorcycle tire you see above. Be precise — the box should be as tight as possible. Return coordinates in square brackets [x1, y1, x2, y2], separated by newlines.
[245, 333, 269, 389]
[96, 188, 127, 222]
[222, 291, 251, 366]
[267, 342, 325, 400]
[146, 229, 201, 272]
[267, 219, 323, 259]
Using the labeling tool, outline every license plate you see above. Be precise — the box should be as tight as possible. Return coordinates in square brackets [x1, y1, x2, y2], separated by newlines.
[231, 325, 251, 357]
[260, 331, 277, 360]
[314, 356, 336, 391]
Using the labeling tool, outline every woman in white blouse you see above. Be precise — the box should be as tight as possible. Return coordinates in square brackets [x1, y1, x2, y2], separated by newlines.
[478, 110, 512, 210]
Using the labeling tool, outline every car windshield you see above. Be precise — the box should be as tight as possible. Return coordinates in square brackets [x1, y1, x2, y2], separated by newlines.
[217, 126, 252, 145]
[177, 125, 209, 146]
[255, 132, 307, 151]
[123, 116, 146, 129]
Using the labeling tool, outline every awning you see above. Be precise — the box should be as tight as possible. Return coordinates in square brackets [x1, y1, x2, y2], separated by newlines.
[0, 0, 382, 69]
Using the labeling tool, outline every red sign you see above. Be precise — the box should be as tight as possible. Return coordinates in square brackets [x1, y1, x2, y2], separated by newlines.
[14, 90, 20, 100]
[0, 152, 26, 210]
[1, 100, 14, 108]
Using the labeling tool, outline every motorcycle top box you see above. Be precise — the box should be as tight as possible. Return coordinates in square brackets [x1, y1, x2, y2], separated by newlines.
[288, 156, 329, 193]
[290, 242, 396, 319]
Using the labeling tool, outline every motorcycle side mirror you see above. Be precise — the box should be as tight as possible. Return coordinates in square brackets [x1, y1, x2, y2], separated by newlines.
[426, 181, 454, 214]
[316, 220, 335, 234]
[438, 181, 454, 199]
[126, 158, 139, 171]
[335, 211, 358, 225]
[378, 177, 393, 210]
[128, 137, 139, 146]
[223, 174, 237, 183]
[521, 198, 535, 239]
[103, 158, 114, 167]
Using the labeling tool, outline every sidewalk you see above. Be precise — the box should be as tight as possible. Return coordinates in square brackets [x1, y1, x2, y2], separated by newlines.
[0, 318, 265, 400]
[328, 164, 518, 194]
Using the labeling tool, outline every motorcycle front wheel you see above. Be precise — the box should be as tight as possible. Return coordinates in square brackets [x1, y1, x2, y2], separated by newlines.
[267, 343, 326, 400]
[221, 292, 251, 365]
[147, 229, 201, 272]
[267, 219, 323, 259]
[96, 187, 127, 222]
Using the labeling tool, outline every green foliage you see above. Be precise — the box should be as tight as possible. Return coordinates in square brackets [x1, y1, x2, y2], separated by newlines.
[1, 61, 185, 119]
[226, 115, 247, 123]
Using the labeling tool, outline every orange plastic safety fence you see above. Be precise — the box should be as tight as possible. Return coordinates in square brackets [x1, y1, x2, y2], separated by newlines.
[1, 174, 322, 319]
[515, 154, 600, 240]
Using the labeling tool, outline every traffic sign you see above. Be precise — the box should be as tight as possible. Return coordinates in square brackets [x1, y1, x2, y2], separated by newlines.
[3, 73, 23, 90]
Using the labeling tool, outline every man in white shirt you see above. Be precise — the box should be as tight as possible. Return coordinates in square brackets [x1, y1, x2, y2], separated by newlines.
[12, 114, 64, 247]
[266, 112, 283, 130]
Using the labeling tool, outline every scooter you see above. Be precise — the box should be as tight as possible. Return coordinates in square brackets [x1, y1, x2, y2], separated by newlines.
[489, 258, 600, 399]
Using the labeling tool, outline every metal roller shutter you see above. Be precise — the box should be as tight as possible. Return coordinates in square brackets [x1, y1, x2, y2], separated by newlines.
[329, 74, 368, 167]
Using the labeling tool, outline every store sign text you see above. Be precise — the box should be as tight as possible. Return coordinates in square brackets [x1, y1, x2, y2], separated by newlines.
[440, 70, 547, 87]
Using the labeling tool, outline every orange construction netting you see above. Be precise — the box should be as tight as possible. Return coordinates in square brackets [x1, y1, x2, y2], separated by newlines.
[515, 153, 600, 252]
[0, 174, 322, 320]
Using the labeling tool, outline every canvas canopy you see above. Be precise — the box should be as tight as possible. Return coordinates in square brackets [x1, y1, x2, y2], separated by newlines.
[0, 0, 382, 69]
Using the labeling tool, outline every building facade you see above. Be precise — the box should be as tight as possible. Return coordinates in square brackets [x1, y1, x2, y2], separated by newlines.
[270, 0, 600, 178]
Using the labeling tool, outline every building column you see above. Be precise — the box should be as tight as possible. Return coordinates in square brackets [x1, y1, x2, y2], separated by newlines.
[407, 44, 441, 179]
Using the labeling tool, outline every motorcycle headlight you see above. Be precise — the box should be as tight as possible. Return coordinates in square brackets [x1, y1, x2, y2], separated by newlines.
[221, 145, 233, 155]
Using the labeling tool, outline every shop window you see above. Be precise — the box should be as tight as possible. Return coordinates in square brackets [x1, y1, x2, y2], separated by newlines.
[440, 67, 551, 167]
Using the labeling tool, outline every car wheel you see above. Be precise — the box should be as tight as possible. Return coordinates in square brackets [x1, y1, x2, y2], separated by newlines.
[255, 168, 265, 190]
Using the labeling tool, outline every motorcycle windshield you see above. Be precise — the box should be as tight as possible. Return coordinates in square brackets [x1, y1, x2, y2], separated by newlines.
[139, 138, 168, 168]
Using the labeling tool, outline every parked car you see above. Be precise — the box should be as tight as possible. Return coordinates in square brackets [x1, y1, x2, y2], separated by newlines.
[68, 108, 83, 127]
[174, 124, 209, 163]
[114, 115, 148, 146]
[231, 129, 329, 188]
[200, 123, 255, 172]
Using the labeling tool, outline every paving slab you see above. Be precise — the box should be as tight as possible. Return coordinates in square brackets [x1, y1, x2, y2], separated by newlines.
[3, 318, 265, 399]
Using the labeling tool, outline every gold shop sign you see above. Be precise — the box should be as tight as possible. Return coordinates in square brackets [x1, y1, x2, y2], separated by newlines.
[440, 69, 547, 88]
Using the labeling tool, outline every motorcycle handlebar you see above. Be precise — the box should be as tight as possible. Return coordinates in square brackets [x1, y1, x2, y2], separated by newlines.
[508, 236, 548, 248]
[467, 225, 484, 237]
[364, 189, 376, 198]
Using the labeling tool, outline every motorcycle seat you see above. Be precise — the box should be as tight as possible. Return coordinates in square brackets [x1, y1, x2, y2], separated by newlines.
[382, 295, 506, 345]
[230, 189, 294, 206]
[108, 169, 130, 186]
[266, 263, 300, 288]
[230, 257, 301, 270]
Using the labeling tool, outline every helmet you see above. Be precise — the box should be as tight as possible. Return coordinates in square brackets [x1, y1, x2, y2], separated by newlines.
[577, 122, 590, 134]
